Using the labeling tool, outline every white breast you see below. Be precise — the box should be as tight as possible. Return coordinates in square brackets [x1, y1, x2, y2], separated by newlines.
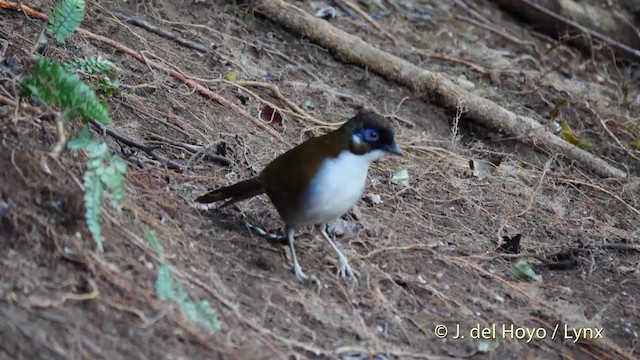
[296, 150, 384, 226]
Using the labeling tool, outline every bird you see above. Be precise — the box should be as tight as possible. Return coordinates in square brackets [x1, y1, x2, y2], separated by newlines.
[195, 110, 403, 281]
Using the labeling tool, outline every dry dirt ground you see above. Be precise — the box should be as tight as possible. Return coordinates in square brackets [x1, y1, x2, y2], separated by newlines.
[1, 0, 640, 359]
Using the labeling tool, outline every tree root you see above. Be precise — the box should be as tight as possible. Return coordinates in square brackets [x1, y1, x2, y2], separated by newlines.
[252, 0, 627, 179]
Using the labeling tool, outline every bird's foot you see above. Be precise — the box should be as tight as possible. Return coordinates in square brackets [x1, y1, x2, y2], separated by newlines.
[293, 263, 308, 281]
[293, 264, 322, 292]
[337, 255, 359, 280]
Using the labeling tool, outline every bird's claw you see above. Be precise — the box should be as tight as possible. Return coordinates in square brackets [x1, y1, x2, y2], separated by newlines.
[337, 256, 359, 280]
[293, 263, 308, 282]
[293, 264, 322, 292]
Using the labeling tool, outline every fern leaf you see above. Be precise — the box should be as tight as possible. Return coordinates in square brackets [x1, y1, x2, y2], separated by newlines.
[146, 228, 164, 254]
[47, 0, 85, 43]
[22, 58, 112, 124]
[67, 124, 93, 149]
[68, 135, 128, 252]
[181, 300, 222, 333]
[66, 56, 118, 75]
[83, 141, 110, 251]
[83, 168, 104, 251]
[156, 264, 175, 299]
[100, 156, 127, 210]
[155, 265, 222, 333]
[148, 231, 222, 333]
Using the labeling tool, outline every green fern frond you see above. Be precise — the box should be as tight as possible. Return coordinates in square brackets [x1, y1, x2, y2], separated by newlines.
[148, 231, 221, 333]
[83, 141, 109, 251]
[155, 265, 222, 333]
[156, 264, 175, 299]
[69, 138, 127, 252]
[23, 55, 124, 254]
[66, 56, 118, 75]
[181, 300, 222, 333]
[146, 228, 164, 254]
[22, 58, 112, 124]
[47, 0, 85, 43]
[100, 156, 127, 210]
[65, 56, 121, 95]
[83, 165, 104, 252]
[67, 124, 93, 149]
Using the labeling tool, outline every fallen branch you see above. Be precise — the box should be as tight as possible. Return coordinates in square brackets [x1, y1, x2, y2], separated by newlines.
[252, 0, 627, 179]
[147, 133, 232, 166]
[89, 119, 185, 170]
[0, 1, 282, 141]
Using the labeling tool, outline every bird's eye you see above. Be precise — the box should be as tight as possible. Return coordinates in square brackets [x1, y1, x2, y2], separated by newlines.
[363, 128, 379, 142]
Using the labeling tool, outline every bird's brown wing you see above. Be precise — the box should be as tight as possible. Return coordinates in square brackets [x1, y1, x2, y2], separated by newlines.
[259, 132, 345, 196]
[195, 178, 264, 207]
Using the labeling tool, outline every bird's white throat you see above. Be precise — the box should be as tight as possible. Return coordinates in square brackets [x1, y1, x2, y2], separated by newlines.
[298, 149, 384, 225]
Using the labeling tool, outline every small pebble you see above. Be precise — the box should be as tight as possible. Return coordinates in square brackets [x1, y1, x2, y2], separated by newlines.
[456, 75, 476, 90]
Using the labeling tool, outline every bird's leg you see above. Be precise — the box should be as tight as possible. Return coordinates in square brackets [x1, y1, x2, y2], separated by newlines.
[320, 225, 359, 279]
[286, 226, 308, 281]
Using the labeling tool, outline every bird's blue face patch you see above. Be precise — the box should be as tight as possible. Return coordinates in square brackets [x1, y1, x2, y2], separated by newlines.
[357, 126, 392, 151]
[363, 128, 380, 142]
[342, 111, 403, 156]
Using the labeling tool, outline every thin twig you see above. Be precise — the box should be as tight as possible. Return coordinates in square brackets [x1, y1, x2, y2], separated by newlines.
[455, 15, 539, 54]
[412, 49, 488, 75]
[453, 0, 492, 25]
[147, 133, 232, 166]
[234, 80, 337, 127]
[579, 243, 640, 252]
[49, 112, 66, 160]
[431, 53, 488, 74]
[333, 1, 359, 19]
[284, 81, 353, 100]
[598, 116, 640, 162]
[89, 119, 185, 170]
[516, 158, 552, 217]
[557, 177, 639, 216]
[114, 98, 197, 140]
[114, 12, 210, 53]
[257, 41, 321, 82]
[335, 0, 397, 44]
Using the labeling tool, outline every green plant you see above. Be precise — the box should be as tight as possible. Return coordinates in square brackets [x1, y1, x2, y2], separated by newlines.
[560, 122, 595, 150]
[22, 59, 111, 124]
[629, 139, 640, 150]
[511, 259, 542, 282]
[146, 229, 222, 333]
[66, 56, 121, 94]
[22, 58, 126, 252]
[67, 126, 127, 252]
[47, 0, 120, 94]
[234, 9, 255, 23]
[66, 56, 117, 75]
[47, 0, 85, 42]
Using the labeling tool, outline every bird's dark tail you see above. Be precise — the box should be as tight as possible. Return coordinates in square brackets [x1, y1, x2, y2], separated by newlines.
[195, 178, 264, 207]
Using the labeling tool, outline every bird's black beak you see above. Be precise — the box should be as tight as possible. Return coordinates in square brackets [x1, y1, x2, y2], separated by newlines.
[385, 143, 404, 156]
